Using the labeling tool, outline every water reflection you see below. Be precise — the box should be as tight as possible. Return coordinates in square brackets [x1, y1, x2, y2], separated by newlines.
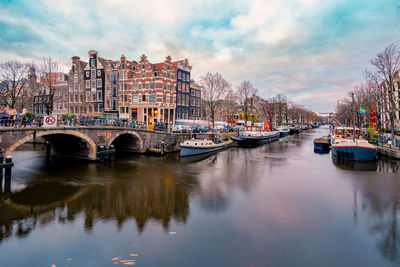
[332, 156, 378, 171]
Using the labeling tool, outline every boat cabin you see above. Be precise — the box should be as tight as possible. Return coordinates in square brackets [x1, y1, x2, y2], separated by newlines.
[334, 127, 361, 138]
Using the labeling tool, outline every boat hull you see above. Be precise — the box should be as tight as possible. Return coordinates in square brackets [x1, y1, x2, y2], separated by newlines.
[180, 142, 231, 156]
[279, 131, 290, 138]
[313, 142, 330, 150]
[231, 133, 280, 147]
[331, 145, 376, 161]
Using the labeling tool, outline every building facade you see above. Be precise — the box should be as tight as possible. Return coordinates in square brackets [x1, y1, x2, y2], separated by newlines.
[68, 56, 86, 115]
[83, 50, 106, 115]
[189, 81, 201, 120]
[118, 54, 176, 124]
[174, 59, 191, 120]
[52, 73, 69, 115]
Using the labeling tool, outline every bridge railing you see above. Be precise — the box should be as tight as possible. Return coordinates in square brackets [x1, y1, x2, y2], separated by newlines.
[0, 118, 171, 131]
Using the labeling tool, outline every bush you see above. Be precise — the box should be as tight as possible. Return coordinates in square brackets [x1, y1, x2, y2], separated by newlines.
[24, 112, 35, 118]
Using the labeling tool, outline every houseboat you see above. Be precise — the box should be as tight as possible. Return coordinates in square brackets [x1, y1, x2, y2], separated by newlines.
[231, 125, 280, 146]
[180, 134, 232, 157]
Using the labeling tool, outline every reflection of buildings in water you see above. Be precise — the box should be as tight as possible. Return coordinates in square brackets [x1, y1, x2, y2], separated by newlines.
[0, 164, 196, 244]
[194, 149, 265, 213]
[352, 173, 400, 263]
[377, 159, 400, 174]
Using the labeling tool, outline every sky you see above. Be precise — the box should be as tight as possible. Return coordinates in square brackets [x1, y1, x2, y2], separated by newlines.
[1, 0, 400, 112]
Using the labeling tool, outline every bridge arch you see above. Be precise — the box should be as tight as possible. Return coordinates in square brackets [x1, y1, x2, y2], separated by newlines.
[5, 130, 97, 160]
[109, 131, 146, 153]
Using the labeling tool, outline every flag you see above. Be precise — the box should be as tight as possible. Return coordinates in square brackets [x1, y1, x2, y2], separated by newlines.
[360, 107, 366, 114]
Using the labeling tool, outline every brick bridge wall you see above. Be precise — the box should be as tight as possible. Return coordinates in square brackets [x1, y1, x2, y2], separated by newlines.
[0, 127, 191, 161]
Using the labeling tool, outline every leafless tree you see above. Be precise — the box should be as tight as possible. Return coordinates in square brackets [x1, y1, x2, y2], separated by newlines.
[0, 61, 30, 110]
[236, 81, 257, 125]
[368, 44, 400, 141]
[224, 88, 239, 127]
[38, 56, 60, 115]
[200, 72, 230, 129]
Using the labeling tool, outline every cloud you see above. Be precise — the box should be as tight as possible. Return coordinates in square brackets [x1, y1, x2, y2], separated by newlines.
[0, 0, 399, 112]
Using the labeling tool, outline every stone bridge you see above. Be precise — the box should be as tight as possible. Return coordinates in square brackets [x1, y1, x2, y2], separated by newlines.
[0, 127, 190, 161]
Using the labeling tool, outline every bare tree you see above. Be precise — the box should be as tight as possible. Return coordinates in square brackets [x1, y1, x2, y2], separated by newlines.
[0, 61, 30, 110]
[200, 72, 230, 129]
[224, 88, 239, 127]
[39, 56, 60, 115]
[236, 81, 257, 125]
[368, 44, 400, 141]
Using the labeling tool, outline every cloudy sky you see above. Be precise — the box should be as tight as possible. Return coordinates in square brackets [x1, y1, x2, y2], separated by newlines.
[1, 0, 400, 112]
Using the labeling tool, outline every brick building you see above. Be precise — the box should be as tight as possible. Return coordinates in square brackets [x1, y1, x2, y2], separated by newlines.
[68, 56, 86, 115]
[189, 81, 201, 119]
[118, 54, 176, 124]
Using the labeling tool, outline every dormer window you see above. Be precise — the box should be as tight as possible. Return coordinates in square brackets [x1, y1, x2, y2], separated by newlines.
[122, 63, 125, 70]
[142, 64, 145, 69]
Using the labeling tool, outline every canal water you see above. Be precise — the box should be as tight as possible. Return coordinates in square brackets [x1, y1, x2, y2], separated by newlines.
[1, 126, 400, 267]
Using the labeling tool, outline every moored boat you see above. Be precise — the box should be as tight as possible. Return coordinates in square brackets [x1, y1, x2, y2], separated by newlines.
[276, 126, 290, 138]
[331, 127, 376, 161]
[231, 125, 280, 147]
[313, 136, 331, 150]
[180, 134, 232, 157]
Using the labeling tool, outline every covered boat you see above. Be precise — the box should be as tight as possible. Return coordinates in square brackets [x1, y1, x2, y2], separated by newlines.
[331, 127, 376, 161]
[313, 136, 331, 150]
[231, 125, 280, 147]
[180, 134, 232, 157]
[276, 126, 290, 138]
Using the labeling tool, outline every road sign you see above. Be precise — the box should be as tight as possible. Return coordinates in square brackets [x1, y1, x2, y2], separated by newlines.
[43, 115, 57, 127]
[106, 132, 112, 139]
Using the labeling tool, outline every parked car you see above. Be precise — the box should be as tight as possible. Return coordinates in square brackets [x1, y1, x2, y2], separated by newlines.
[234, 122, 245, 131]
[181, 125, 192, 133]
[193, 124, 209, 133]
[172, 125, 184, 133]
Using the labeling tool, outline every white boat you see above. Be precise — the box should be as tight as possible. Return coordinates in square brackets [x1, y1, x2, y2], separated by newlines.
[180, 134, 232, 157]
[331, 127, 376, 161]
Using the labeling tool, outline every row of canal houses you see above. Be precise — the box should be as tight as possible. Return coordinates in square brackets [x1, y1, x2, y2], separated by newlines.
[34, 50, 202, 124]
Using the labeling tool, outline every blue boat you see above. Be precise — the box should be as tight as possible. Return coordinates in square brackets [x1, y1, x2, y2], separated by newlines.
[313, 136, 331, 150]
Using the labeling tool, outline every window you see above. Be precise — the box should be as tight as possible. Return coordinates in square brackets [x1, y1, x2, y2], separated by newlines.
[182, 83, 185, 91]
[163, 95, 166, 103]
[132, 66, 135, 71]
[74, 74, 78, 82]
[120, 95, 123, 102]
[97, 79, 102, 88]
[120, 72, 124, 80]
[112, 100, 117, 110]
[142, 83, 146, 89]
[92, 93, 96, 101]
[107, 87, 110, 96]
[142, 73, 145, 78]
[107, 100, 110, 108]
[168, 65, 170, 70]
[122, 63, 125, 70]
[170, 85, 173, 91]
[69, 84, 73, 91]
[112, 87, 117, 97]
[91, 69, 96, 78]
[107, 74, 110, 83]
[86, 91, 90, 101]
[170, 96, 173, 103]
[149, 95, 156, 103]
[113, 74, 117, 84]
[70, 95, 74, 103]
[124, 95, 127, 102]
[97, 91, 102, 101]
[91, 81, 96, 89]
[154, 71, 158, 76]
[133, 84, 138, 90]
[142, 64, 145, 69]
[163, 84, 166, 90]
[142, 95, 146, 102]
[75, 94, 78, 102]
[132, 95, 138, 103]
[86, 80, 90, 88]
[150, 83, 155, 90]
[125, 107, 129, 113]
[124, 83, 127, 91]
[107, 64, 110, 70]
[178, 82, 181, 91]
[167, 72, 170, 78]
[120, 107, 124, 114]
[177, 94, 181, 105]
[97, 70, 101, 76]
[178, 72, 181, 79]
[74, 84, 78, 91]
[86, 71, 89, 78]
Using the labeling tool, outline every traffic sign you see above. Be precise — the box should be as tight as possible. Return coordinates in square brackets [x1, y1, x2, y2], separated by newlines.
[43, 115, 57, 127]
[106, 132, 112, 139]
